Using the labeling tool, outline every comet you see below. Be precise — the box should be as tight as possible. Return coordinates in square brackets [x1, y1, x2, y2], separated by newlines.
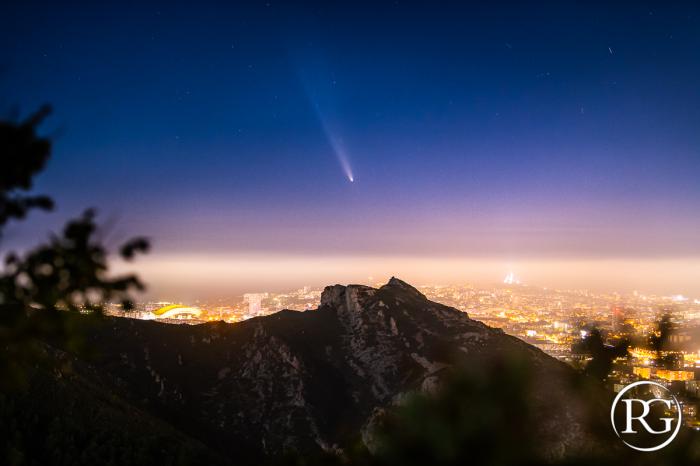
[326, 130, 354, 183]
[308, 98, 355, 183]
[296, 63, 355, 183]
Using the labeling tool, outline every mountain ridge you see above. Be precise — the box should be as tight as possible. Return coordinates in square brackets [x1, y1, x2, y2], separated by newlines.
[2, 277, 611, 464]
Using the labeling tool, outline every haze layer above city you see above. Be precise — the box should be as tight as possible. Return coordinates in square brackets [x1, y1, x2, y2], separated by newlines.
[2, 2, 699, 300]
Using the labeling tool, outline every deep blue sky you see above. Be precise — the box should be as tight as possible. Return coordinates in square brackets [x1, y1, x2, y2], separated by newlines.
[2, 1, 699, 296]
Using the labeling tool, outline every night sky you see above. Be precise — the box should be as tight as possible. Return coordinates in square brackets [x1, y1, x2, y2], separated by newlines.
[2, 1, 699, 298]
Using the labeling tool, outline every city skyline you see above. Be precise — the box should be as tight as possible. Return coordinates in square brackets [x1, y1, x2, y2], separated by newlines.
[120, 272, 700, 319]
[114, 256, 700, 302]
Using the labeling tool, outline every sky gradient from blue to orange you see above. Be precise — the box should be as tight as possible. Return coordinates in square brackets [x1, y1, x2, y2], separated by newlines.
[1, 1, 699, 298]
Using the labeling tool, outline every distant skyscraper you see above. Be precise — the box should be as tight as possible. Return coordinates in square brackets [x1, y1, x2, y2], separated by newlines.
[243, 293, 268, 317]
[611, 306, 625, 331]
[503, 272, 520, 285]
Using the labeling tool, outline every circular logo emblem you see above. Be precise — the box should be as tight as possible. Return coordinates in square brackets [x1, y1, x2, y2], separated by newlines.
[610, 380, 682, 452]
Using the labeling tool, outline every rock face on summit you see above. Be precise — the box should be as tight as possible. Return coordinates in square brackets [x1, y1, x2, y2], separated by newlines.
[12, 278, 607, 462]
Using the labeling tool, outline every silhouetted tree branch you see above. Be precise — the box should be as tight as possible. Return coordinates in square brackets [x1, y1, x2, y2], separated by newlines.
[0, 107, 149, 389]
[0, 105, 54, 231]
[572, 328, 629, 380]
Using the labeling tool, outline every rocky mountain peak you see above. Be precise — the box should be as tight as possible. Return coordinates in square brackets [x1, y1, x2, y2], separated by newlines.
[319, 284, 343, 307]
[320, 283, 374, 311]
[381, 276, 427, 300]
[320, 277, 426, 311]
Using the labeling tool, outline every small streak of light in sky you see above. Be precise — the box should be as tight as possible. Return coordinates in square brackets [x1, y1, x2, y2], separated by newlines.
[307, 96, 355, 183]
[328, 132, 354, 183]
[295, 58, 355, 183]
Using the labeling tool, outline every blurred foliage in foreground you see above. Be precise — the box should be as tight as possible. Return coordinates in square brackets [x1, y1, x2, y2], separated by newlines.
[0, 108, 149, 390]
[283, 356, 700, 466]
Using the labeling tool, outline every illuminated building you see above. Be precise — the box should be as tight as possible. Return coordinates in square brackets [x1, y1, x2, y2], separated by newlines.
[686, 381, 700, 397]
[633, 366, 651, 379]
[243, 293, 268, 317]
[152, 304, 202, 320]
[670, 333, 692, 344]
[656, 369, 694, 382]
[611, 306, 625, 332]
[503, 272, 520, 285]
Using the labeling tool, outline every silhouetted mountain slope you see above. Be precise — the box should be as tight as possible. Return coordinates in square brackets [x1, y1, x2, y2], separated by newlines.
[2, 278, 611, 464]
[0, 344, 226, 466]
